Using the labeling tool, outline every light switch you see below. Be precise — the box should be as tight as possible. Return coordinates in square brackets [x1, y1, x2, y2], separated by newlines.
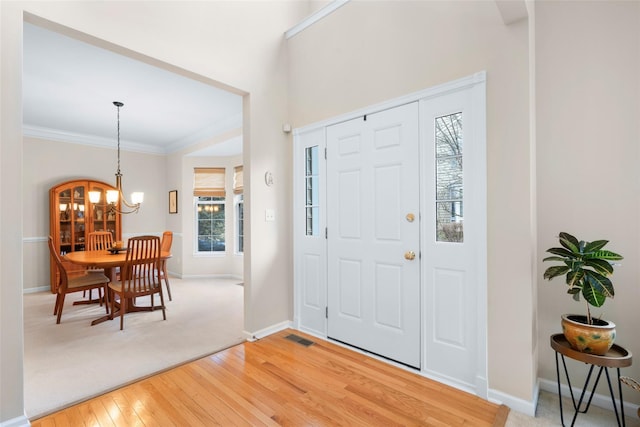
[265, 209, 275, 222]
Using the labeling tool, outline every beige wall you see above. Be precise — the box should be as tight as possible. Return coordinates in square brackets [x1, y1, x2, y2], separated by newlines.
[536, 0, 640, 401]
[287, 0, 534, 403]
[1, 1, 306, 422]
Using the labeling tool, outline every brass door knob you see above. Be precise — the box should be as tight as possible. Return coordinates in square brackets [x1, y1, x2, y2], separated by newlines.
[404, 251, 416, 261]
[406, 213, 415, 223]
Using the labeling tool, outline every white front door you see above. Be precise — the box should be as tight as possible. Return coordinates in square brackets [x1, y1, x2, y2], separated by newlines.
[326, 102, 421, 369]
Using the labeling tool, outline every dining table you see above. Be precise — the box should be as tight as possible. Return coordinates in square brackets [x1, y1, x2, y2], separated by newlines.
[64, 248, 171, 325]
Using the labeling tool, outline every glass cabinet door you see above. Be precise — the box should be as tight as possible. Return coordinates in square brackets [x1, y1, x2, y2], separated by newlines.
[57, 188, 73, 253]
[55, 185, 87, 252]
[71, 185, 86, 251]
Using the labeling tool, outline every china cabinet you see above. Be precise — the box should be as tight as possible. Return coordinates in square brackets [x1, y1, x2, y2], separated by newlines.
[49, 179, 122, 292]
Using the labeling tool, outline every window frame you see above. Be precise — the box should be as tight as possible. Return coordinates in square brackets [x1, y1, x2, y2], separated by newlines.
[235, 193, 244, 255]
[193, 196, 227, 255]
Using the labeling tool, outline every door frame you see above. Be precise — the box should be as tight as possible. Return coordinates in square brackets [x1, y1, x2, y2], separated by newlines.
[293, 71, 487, 398]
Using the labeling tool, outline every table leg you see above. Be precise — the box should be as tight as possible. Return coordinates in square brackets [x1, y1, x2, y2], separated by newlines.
[604, 367, 626, 427]
[555, 351, 626, 427]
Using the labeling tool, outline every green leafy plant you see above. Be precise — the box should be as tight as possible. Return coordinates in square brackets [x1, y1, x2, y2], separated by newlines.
[543, 232, 623, 325]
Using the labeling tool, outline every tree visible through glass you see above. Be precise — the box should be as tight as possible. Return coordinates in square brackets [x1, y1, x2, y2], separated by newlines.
[435, 112, 463, 243]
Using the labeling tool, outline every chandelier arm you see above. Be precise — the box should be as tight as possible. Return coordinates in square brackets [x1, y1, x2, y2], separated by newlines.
[108, 204, 140, 215]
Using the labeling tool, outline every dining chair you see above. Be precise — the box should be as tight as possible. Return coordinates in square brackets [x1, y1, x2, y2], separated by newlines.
[84, 230, 115, 302]
[109, 235, 166, 330]
[48, 236, 110, 324]
[158, 231, 173, 301]
[87, 231, 114, 251]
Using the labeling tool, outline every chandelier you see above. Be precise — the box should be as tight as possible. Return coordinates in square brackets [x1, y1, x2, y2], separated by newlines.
[88, 101, 144, 214]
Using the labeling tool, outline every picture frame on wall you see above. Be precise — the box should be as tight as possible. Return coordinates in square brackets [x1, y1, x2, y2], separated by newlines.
[169, 190, 178, 214]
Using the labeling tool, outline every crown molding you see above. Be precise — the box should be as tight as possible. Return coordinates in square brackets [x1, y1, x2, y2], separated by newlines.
[285, 0, 350, 39]
[23, 124, 165, 155]
[164, 112, 243, 154]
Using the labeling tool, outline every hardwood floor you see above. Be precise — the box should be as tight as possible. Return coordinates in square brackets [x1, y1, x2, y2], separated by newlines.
[31, 329, 509, 426]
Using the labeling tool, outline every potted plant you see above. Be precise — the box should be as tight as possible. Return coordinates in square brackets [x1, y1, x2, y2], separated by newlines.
[543, 232, 623, 355]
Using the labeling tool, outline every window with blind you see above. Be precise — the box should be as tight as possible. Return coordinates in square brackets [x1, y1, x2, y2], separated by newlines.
[233, 166, 244, 254]
[194, 168, 226, 253]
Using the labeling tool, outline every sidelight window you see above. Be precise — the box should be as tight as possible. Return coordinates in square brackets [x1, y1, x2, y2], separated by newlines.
[435, 112, 463, 243]
[305, 146, 320, 236]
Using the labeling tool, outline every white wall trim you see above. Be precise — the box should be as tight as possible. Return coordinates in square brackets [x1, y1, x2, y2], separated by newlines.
[243, 320, 292, 342]
[23, 125, 165, 155]
[23, 236, 46, 244]
[285, 0, 350, 39]
[24, 233, 180, 244]
[23, 286, 49, 294]
[176, 273, 242, 280]
[489, 380, 539, 417]
[0, 415, 30, 427]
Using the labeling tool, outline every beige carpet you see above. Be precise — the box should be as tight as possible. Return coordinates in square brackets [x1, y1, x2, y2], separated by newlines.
[506, 390, 640, 426]
[23, 277, 245, 419]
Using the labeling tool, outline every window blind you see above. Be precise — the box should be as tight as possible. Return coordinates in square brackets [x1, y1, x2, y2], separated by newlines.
[194, 167, 225, 197]
[233, 166, 243, 194]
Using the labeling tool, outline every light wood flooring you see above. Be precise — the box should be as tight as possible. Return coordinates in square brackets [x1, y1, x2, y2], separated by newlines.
[31, 329, 509, 426]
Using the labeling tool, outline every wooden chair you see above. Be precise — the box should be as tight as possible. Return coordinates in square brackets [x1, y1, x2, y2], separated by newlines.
[84, 231, 115, 302]
[159, 231, 173, 301]
[109, 235, 166, 330]
[48, 236, 110, 324]
[87, 231, 114, 251]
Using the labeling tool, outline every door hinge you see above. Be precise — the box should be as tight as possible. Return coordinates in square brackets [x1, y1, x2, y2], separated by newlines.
[324, 147, 327, 159]
[325, 227, 328, 239]
[325, 307, 328, 318]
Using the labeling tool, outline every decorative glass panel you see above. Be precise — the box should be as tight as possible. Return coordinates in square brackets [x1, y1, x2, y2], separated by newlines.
[305, 146, 320, 236]
[435, 112, 463, 243]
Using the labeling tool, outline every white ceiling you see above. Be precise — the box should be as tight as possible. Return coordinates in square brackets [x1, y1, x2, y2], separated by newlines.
[22, 22, 243, 156]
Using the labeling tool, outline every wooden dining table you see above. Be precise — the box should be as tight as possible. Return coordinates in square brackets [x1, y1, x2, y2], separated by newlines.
[64, 249, 171, 325]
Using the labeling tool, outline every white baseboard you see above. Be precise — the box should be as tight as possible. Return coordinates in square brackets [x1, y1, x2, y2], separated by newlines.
[243, 320, 292, 342]
[0, 415, 30, 427]
[489, 380, 539, 417]
[177, 273, 242, 280]
[23, 286, 50, 294]
[539, 377, 639, 418]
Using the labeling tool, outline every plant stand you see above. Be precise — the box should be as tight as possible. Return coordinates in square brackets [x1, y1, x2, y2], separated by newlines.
[550, 334, 632, 427]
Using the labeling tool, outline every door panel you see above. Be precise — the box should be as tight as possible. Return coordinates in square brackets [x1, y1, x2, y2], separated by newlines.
[327, 102, 420, 368]
[294, 128, 327, 336]
[421, 90, 479, 387]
